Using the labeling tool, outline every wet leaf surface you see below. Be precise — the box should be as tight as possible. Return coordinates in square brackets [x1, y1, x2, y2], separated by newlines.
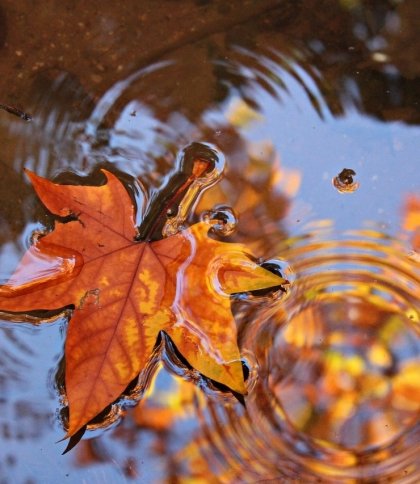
[0, 168, 283, 439]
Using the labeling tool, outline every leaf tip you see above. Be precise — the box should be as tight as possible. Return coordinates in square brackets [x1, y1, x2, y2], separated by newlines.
[24, 169, 49, 195]
[234, 379, 248, 396]
[99, 168, 118, 184]
[24, 168, 37, 182]
[56, 433, 70, 444]
[234, 391, 246, 407]
[59, 425, 87, 454]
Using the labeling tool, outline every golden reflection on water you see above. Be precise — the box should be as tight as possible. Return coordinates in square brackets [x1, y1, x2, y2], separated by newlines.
[175, 227, 420, 482]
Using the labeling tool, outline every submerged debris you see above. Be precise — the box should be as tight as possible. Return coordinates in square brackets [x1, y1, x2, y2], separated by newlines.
[0, 102, 32, 121]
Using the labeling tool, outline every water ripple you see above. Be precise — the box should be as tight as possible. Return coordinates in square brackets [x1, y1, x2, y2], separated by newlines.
[186, 227, 420, 482]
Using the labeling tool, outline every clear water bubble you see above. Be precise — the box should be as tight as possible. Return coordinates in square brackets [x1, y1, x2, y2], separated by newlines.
[200, 205, 238, 236]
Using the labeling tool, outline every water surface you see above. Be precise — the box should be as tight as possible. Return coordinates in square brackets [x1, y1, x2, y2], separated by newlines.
[0, 1, 419, 482]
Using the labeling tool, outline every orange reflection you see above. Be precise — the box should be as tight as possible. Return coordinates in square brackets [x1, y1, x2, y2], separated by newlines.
[403, 195, 420, 250]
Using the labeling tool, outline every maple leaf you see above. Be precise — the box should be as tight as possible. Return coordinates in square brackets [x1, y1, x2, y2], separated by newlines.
[0, 169, 284, 438]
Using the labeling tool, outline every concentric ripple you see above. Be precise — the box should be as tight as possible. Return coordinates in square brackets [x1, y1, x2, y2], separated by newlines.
[190, 227, 420, 482]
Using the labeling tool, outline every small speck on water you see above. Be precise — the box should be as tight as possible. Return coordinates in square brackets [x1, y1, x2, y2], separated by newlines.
[333, 168, 359, 193]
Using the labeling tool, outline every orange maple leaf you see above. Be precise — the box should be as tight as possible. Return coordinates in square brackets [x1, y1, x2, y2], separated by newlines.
[0, 170, 283, 437]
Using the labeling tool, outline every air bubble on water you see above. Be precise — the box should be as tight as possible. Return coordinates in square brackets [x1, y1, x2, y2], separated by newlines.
[200, 206, 238, 236]
[332, 168, 360, 193]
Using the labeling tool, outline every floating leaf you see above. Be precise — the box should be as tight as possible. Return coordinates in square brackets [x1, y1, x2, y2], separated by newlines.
[0, 169, 284, 439]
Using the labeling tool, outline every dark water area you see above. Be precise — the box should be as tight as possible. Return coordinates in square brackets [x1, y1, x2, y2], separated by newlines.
[0, 1, 419, 482]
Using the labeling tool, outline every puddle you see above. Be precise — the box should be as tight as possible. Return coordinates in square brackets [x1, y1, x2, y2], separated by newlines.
[0, 1, 419, 482]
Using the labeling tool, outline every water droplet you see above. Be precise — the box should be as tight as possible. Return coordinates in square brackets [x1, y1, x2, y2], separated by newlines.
[200, 206, 237, 236]
[166, 206, 178, 218]
[333, 168, 360, 193]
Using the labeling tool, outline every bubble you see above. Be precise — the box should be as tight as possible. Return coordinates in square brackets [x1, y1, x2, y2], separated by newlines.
[200, 206, 238, 236]
[333, 168, 360, 193]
